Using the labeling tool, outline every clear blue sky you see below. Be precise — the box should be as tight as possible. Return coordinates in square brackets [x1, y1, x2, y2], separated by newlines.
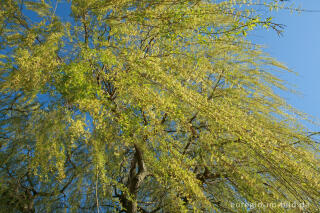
[250, 0, 320, 131]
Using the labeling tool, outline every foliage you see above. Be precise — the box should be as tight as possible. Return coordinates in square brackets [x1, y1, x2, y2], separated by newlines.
[0, 0, 319, 212]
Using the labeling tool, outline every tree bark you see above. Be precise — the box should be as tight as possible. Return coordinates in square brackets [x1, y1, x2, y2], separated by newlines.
[121, 144, 148, 213]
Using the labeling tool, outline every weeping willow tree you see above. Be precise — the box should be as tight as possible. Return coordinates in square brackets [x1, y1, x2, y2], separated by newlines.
[0, 0, 319, 212]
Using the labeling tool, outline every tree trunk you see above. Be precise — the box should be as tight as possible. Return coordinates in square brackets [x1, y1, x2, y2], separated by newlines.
[121, 144, 147, 213]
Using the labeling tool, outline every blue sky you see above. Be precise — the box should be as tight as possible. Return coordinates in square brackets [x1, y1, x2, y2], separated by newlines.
[249, 0, 320, 131]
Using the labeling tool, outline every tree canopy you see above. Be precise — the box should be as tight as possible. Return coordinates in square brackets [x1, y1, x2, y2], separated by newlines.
[0, 0, 319, 212]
